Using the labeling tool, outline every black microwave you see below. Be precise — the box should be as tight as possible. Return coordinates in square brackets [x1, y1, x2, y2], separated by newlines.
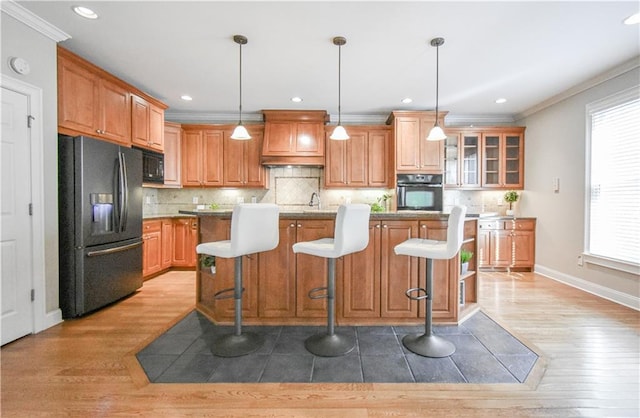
[396, 174, 443, 211]
[139, 148, 164, 184]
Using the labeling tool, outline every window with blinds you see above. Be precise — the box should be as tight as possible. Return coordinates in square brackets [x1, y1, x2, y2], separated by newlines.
[585, 86, 640, 274]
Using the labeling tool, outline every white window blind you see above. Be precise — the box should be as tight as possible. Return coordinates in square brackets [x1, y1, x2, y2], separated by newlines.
[586, 87, 640, 274]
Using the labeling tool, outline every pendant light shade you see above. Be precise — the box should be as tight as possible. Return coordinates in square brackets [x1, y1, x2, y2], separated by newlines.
[427, 37, 447, 142]
[230, 34, 251, 140]
[330, 36, 349, 141]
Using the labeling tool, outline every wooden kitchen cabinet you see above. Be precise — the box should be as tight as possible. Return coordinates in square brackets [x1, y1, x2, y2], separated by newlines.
[163, 122, 182, 187]
[172, 218, 198, 267]
[261, 110, 328, 165]
[142, 220, 162, 277]
[223, 127, 267, 187]
[181, 127, 224, 187]
[161, 219, 173, 270]
[444, 131, 482, 189]
[387, 111, 446, 174]
[131, 94, 165, 152]
[478, 218, 536, 271]
[58, 48, 131, 145]
[481, 129, 525, 189]
[324, 126, 392, 188]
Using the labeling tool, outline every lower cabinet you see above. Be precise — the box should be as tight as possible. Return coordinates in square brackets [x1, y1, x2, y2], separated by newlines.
[197, 215, 477, 325]
[142, 217, 198, 278]
[478, 218, 536, 271]
[142, 220, 162, 277]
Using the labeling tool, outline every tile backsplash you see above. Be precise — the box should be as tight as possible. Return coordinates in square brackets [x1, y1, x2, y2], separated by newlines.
[143, 167, 518, 216]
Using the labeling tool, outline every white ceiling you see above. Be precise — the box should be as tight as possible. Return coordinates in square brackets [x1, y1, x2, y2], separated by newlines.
[16, 1, 640, 124]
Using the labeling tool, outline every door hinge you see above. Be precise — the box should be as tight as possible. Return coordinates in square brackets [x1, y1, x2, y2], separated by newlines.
[29, 203, 33, 216]
[27, 115, 35, 128]
[31, 289, 35, 302]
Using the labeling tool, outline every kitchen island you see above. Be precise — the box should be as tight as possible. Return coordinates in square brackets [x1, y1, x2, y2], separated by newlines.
[180, 209, 479, 326]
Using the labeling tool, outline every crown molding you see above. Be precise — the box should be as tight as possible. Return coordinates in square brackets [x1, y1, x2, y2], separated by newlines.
[1, 1, 70, 42]
[444, 113, 517, 126]
[516, 56, 640, 120]
[165, 112, 264, 124]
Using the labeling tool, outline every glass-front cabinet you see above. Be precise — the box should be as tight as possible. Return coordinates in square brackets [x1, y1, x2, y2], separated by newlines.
[481, 130, 524, 189]
[444, 131, 482, 189]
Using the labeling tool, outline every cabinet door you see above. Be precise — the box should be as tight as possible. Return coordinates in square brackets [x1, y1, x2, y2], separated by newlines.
[341, 221, 380, 318]
[419, 118, 444, 172]
[491, 230, 513, 267]
[503, 133, 524, 188]
[295, 122, 323, 155]
[172, 218, 191, 266]
[187, 219, 198, 267]
[97, 78, 130, 145]
[295, 219, 334, 318]
[131, 95, 150, 148]
[161, 220, 173, 270]
[58, 55, 98, 135]
[263, 122, 293, 154]
[346, 131, 368, 187]
[163, 123, 181, 187]
[203, 130, 224, 186]
[481, 134, 501, 188]
[148, 104, 164, 151]
[142, 221, 162, 277]
[223, 132, 246, 186]
[244, 130, 266, 187]
[419, 221, 455, 319]
[461, 133, 481, 187]
[477, 229, 491, 268]
[368, 130, 390, 187]
[258, 220, 297, 318]
[324, 133, 347, 186]
[511, 231, 534, 269]
[444, 134, 459, 186]
[380, 220, 419, 318]
[181, 130, 203, 186]
[395, 117, 420, 171]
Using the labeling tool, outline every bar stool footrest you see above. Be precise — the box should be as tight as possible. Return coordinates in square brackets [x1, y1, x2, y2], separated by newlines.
[308, 286, 329, 300]
[214, 287, 244, 300]
[305, 333, 355, 357]
[212, 332, 265, 357]
[405, 287, 428, 301]
[402, 333, 456, 358]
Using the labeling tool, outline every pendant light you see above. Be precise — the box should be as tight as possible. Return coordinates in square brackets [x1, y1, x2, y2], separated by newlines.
[330, 36, 349, 141]
[426, 37, 447, 141]
[230, 34, 251, 140]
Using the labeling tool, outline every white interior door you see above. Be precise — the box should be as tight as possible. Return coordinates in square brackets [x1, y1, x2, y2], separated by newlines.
[1, 86, 34, 345]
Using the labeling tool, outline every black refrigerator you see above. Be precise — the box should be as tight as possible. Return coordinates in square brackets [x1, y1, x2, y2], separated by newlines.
[58, 135, 143, 318]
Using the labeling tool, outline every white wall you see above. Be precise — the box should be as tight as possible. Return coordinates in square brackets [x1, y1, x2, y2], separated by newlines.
[518, 66, 640, 304]
[1, 13, 60, 313]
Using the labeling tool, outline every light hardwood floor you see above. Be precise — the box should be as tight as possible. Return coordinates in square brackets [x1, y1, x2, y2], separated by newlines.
[1, 270, 638, 417]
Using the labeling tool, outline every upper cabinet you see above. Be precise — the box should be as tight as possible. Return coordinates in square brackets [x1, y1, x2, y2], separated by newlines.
[131, 94, 165, 152]
[387, 111, 446, 174]
[324, 125, 392, 188]
[163, 122, 182, 187]
[57, 46, 167, 147]
[181, 124, 267, 188]
[444, 127, 525, 190]
[261, 110, 328, 166]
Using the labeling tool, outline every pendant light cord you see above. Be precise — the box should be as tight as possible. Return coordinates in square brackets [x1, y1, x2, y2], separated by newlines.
[337, 43, 342, 125]
[434, 42, 439, 122]
[238, 42, 243, 125]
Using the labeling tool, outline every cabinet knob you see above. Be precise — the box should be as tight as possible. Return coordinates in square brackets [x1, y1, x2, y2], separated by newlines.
[289, 223, 295, 228]
[375, 224, 381, 229]
[297, 224, 302, 228]
[421, 225, 426, 229]
[382, 224, 388, 228]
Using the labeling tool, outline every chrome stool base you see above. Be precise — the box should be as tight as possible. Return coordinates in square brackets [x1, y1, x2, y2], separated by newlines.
[212, 332, 265, 357]
[305, 332, 355, 357]
[402, 333, 456, 358]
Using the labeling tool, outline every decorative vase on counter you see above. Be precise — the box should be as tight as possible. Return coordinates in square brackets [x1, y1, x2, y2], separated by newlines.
[461, 262, 469, 275]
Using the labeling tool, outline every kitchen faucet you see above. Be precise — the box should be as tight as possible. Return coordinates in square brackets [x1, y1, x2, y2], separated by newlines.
[309, 192, 321, 209]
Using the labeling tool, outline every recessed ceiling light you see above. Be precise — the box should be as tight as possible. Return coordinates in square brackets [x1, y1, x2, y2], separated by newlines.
[624, 12, 640, 25]
[401, 98, 413, 104]
[72, 6, 98, 19]
[495, 98, 507, 104]
[291, 97, 303, 103]
[181, 95, 193, 101]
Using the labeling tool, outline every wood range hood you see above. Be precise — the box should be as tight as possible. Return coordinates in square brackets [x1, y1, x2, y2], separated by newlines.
[260, 110, 329, 166]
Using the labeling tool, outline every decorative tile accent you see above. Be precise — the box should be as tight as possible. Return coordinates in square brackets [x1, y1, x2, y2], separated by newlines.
[136, 311, 538, 384]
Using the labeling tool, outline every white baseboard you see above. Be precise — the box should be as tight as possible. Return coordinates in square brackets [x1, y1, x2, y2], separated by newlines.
[37, 309, 63, 333]
[535, 264, 640, 311]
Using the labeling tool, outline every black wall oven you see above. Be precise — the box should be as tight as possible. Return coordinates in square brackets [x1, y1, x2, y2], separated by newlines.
[396, 174, 443, 211]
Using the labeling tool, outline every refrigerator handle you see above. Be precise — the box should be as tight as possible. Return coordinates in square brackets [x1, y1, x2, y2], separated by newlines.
[120, 153, 129, 232]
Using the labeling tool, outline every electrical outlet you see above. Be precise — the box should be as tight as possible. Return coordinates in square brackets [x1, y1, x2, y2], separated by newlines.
[192, 196, 199, 204]
[577, 255, 584, 266]
[145, 196, 151, 204]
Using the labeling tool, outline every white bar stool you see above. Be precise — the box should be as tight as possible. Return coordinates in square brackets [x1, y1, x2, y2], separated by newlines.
[196, 203, 279, 357]
[292, 204, 371, 357]
[394, 205, 467, 358]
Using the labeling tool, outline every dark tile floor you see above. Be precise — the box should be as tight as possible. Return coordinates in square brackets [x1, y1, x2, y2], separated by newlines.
[136, 311, 538, 384]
